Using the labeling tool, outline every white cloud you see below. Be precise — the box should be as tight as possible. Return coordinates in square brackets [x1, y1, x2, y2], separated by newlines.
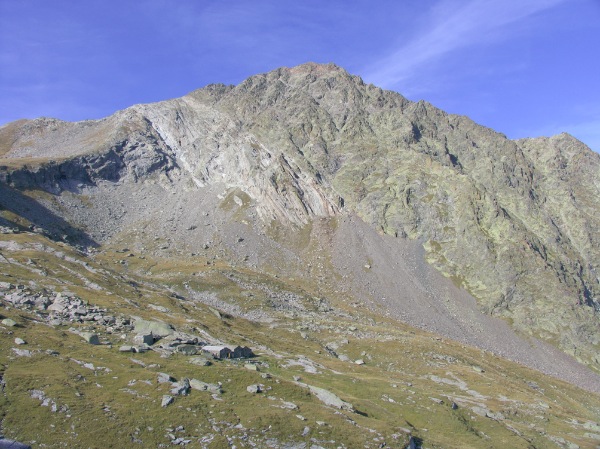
[361, 0, 566, 91]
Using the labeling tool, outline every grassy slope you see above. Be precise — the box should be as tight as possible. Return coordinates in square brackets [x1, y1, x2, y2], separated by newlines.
[1, 231, 600, 449]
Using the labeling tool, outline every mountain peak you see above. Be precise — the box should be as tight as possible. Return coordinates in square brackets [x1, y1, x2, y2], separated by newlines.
[286, 61, 348, 75]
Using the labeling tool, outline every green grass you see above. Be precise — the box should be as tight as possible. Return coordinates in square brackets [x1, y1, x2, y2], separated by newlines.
[1, 231, 600, 448]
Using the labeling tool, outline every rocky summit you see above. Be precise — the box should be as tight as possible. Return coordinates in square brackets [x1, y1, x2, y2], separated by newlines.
[0, 63, 599, 448]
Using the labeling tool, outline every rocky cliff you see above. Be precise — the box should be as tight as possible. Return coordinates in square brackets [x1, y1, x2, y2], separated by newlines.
[1, 62, 598, 372]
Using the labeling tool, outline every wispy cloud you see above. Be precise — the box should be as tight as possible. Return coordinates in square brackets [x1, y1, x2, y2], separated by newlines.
[362, 0, 566, 92]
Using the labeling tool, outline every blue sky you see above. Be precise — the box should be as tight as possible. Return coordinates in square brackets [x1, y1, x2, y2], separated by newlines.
[1, 0, 599, 151]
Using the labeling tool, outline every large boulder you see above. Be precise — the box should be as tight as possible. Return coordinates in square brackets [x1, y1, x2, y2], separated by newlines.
[189, 379, 222, 394]
[307, 385, 354, 412]
[133, 319, 174, 338]
[80, 332, 100, 345]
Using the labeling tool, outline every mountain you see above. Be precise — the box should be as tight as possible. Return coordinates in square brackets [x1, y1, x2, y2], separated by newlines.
[1, 62, 599, 448]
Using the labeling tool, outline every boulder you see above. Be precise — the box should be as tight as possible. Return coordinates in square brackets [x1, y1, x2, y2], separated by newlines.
[81, 332, 100, 345]
[176, 345, 199, 356]
[190, 379, 222, 394]
[133, 333, 154, 346]
[170, 378, 191, 396]
[157, 373, 175, 384]
[14, 338, 26, 345]
[307, 385, 354, 412]
[133, 345, 149, 353]
[133, 319, 174, 338]
[1, 318, 17, 327]
[188, 357, 211, 366]
[47, 303, 67, 313]
[246, 384, 261, 394]
[119, 345, 134, 352]
[11, 348, 32, 357]
[161, 395, 174, 407]
[209, 307, 222, 319]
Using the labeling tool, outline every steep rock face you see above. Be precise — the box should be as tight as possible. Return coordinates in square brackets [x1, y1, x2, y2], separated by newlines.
[0, 62, 598, 369]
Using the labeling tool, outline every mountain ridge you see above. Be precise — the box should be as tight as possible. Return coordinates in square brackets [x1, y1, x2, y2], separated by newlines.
[1, 62, 599, 372]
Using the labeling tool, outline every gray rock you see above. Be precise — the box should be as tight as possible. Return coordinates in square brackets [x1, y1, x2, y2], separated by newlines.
[244, 363, 259, 371]
[209, 307, 222, 319]
[486, 410, 505, 420]
[133, 333, 154, 346]
[157, 373, 175, 384]
[176, 344, 199, 356]
[119, 345, 134, 352]
[12, 348, 32, 357]
[246, 384, 261, 393]
[471, 406, 489, 417]
[188, 357, 211, 366]
[14, 338, 26, 345]
[133, 318, 174, 337]
[80, 332, 100, 345]
[148, 304, 169, 313]
[1, 318, 17, 327]
[47, 303, 67, 313]
[189, 379, 222, 394]
[170, 378, 191, 396]
[307, 385, 354, 412]
[161, 395, 174, 407]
